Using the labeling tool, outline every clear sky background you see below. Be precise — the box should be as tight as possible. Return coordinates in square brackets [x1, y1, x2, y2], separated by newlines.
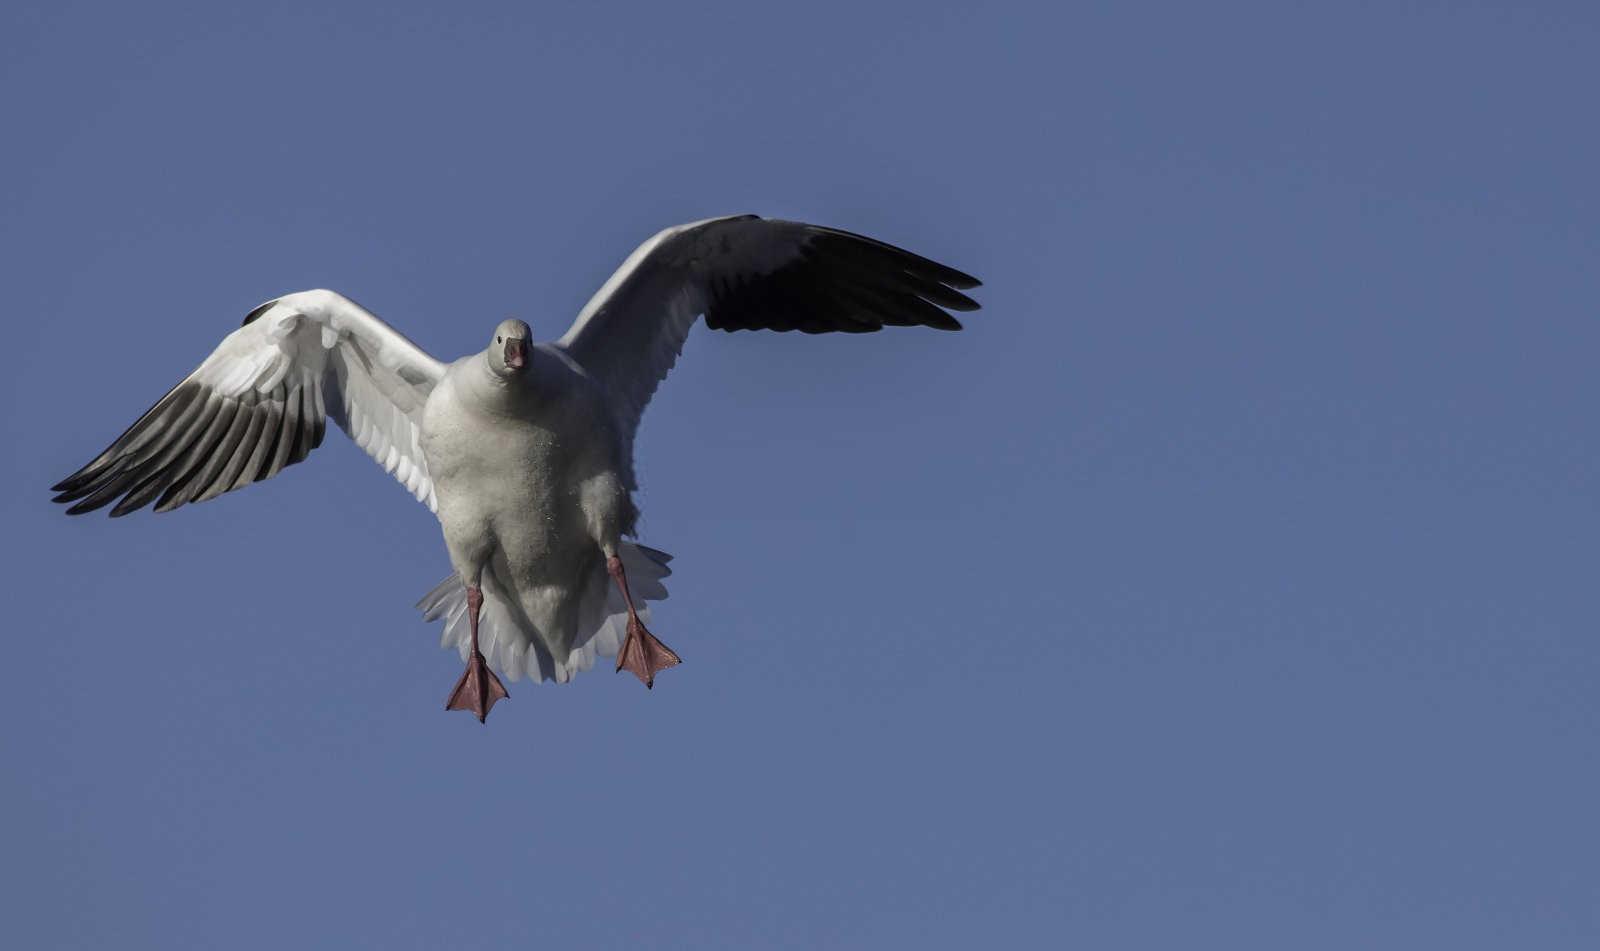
[3, 2, 1597, 948]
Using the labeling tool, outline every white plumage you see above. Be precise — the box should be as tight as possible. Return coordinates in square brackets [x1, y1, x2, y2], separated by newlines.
[53, 215, 980, 700]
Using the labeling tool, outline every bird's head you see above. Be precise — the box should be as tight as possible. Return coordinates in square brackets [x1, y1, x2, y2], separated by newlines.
[487, 318, 532, 377]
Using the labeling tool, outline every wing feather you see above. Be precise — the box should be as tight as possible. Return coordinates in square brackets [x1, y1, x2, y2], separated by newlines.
[53, 289, 446, 517]
[554, 216, 980, 464]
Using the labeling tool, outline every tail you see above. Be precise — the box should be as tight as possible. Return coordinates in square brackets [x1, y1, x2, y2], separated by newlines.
[416, 542, 673, 685]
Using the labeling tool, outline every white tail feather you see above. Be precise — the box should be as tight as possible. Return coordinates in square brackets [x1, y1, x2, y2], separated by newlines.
[416, 542, 674, 685]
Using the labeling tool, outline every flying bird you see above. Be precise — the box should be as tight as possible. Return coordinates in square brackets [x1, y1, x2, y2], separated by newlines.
[51, 215, 981, 721]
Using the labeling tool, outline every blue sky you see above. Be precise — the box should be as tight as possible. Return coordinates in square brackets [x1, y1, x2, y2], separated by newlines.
[4, 2, 1598, 948]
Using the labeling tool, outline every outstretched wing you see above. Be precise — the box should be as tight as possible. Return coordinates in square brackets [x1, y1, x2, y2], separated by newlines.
[52, 289, 446, 516]
[554, 215, 981, 458]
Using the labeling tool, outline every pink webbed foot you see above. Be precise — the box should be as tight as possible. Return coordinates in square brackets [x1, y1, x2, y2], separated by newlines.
[445, 650, 509, 723]
[615, 614, 682, 689]
[445, 583, 508, 722]
[607, 553, 682, 689]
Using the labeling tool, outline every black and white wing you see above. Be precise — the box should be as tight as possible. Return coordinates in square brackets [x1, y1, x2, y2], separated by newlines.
[52, 289, 445, 516]
[554, 215, 981, 454]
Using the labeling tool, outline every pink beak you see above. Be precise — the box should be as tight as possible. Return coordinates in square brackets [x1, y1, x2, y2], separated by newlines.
[504, 338, 527, 370]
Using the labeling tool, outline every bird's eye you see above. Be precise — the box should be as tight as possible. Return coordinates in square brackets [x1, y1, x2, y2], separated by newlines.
[496, 336, 502, 343]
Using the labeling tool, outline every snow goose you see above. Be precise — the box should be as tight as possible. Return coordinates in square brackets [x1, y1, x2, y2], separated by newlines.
[51, 215, 981, 721]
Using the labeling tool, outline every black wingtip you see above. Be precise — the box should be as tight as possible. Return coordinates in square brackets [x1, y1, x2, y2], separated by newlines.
[51, 466, 100, 494]
[241, 299, 277, 326]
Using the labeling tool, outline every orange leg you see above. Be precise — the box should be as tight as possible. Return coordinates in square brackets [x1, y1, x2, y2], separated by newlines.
[445, 585, 509, 722]
[609, 555, 682, 689]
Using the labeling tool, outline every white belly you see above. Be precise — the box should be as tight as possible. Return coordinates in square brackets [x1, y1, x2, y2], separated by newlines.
[419, 359, 629, 587]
